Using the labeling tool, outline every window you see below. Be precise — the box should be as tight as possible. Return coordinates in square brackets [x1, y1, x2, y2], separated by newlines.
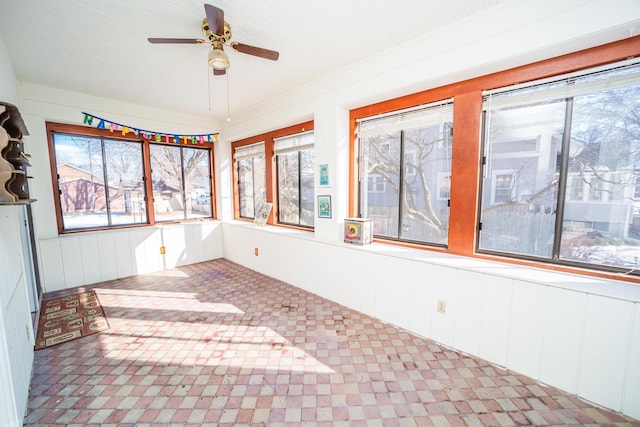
[367, 175, 386, 193]
[357, 101, 453, 245]
[48, 123, 215, 232]
[491, 171, 516, 205]
[235, 142, 266, 219]
[479, 60, 640, 272]
[275, 131, 315, 226]
[150, 144, 212, 222]
[437, 173, 451, 200]
[52, 133, 147, 230]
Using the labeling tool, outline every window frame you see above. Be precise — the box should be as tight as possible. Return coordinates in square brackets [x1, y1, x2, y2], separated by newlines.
[356, 100, 454, 246]
[234, 142, 266, 220]
[275, 131, 315, 228]
[149, 142, 214, 223]
[231, 120, 314, 228]
[349, 35, 640, 283]
[46, 121, 216, 234]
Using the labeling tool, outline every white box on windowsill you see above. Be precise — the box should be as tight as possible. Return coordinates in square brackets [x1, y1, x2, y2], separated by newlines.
[344, 218, 373, 245]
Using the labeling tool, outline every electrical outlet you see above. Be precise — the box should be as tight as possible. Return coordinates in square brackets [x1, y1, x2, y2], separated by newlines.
[160, 246, 166, 255]
[254, 247, 259, 256]
[437, 300, 446, 314]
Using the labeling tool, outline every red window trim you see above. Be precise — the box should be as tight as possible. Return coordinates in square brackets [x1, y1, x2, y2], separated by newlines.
[46, 121, 217, 234]
[349, 36, 640, 284]
[231, 120, 314, 227]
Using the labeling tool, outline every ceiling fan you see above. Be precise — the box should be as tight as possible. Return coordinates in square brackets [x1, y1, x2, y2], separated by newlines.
[148, 4, 279, 76]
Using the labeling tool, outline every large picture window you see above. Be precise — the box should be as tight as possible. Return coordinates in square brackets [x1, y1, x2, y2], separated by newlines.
[52, 133, 147, 230]
[234, 142, 266, 219]
[48, 123, 215, 232]
[479, 60, 640, 272]
[150, 144, 212, 222]
[357, 101, 453, 245]
[275, 131, 315, 226]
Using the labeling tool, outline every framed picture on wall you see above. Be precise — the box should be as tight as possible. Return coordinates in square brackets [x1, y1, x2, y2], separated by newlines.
[319, 163, 329, 186]
[317, 195, 331, 218]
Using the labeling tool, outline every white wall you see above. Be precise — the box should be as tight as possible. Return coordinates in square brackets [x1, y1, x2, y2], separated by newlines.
[217, 0, 640, 420]
[0, 33, 35, 427]
[38, 221, 224, 292]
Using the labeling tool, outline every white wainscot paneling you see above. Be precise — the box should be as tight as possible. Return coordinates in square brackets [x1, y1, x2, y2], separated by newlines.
[0, 208, 23, 302]
[578, 294, 634, 412]
[292, 239, 326, 296]
[162, 225, 187, 269]
[97, 233, 118, 282]
[223, 224, 251, 267]
[507, 281, 547, 379]
[354, 251, 383, 317]
[252, 229, 279, 278]
[539, 287, 587, 395]
[38, 239, 64, 292]
[430, 264, 457, 346]
[375, 257, 413, 332]
[60, 237, 84, 288]
[79, 234, 102, 285]
[129, 228, 163, 275]
[203, 221, 224, 260]
[334, 248, 369, 315]
[184, 223, 208, 265]
[623, 302, 640, 420]
[408, 260, 434, 340]
[453, 270, 484, 357]
[307, 244, 351, 305]
[478, 275, 513, 367]
[113, 231, 133, 278]
[367, 253, 395, 322]
[142, 228, 163, 273]
[0, 308, 19, 427]
[4, 278, 34, 420]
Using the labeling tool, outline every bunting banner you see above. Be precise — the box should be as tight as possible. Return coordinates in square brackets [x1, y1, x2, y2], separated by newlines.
[82, 112, 219, 144]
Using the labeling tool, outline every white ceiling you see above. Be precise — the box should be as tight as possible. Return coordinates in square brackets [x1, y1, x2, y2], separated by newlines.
[0, 0, 510, 122]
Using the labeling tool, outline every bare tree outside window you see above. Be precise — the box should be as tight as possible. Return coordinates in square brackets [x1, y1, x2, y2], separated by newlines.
[150, 144, 212, 222]
[359, 103, 453, 245]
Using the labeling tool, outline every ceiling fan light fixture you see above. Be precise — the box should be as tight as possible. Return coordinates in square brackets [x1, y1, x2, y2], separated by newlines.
[208, 48, 230, 70]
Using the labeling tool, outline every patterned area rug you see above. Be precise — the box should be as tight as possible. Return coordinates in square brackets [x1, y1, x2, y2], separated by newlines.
[34, 290, 109, 350]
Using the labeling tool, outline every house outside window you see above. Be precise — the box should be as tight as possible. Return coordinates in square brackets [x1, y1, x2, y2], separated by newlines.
[234, 142, 266, 219]
[492, 171, 516, 205]
[357, 101, 453, 244]
[275, 131, 315, 226]
[367, 175, 386, 193]
[478, 59, 640, 272]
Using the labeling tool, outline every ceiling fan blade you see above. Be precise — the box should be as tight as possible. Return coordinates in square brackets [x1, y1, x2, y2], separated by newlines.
[230, 42, 279, 61]
[204, 4, 224, 37]
[213, 68, 226, 76]
[148, 38, 204, 44]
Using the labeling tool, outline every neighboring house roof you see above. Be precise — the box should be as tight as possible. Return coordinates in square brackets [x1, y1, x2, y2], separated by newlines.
[57, 163, 104, 184]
